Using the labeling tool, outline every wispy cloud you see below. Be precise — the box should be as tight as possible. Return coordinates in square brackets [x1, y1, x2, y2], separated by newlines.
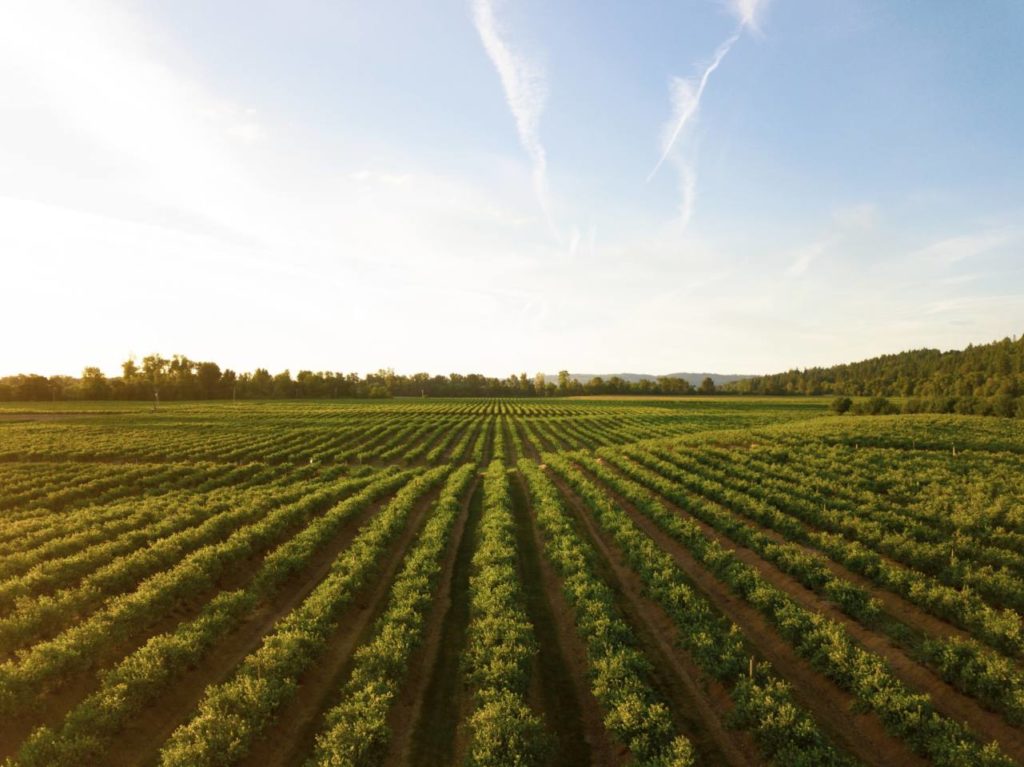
[785, 202, 877, 277]
[471, 0, 553, 232]
[726, 0, 768, 32]
[787, 239, 830, 277]
[649, 0, 767, 230]
[909, 230, 1013, 265]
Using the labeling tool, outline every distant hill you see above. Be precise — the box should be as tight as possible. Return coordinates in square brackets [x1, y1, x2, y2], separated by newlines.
[726, 333, 1023, 411]
[553, 372, 752, 387]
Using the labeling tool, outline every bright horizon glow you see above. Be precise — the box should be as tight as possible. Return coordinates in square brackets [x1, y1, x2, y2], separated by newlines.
[2, 1, 1023, 379]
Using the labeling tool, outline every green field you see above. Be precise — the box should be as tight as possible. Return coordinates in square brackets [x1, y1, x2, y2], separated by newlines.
[0, 398, 1022, 766]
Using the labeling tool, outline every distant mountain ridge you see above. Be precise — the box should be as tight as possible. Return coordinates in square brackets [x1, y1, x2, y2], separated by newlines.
[553, 372, 752, 387]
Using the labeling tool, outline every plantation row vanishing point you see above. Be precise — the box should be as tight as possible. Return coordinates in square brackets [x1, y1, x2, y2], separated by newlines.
[0, 397, 1022, 766]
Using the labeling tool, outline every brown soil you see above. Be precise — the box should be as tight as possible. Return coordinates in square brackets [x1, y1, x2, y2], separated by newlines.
[624, 470, 1024, 759]
[700, 483, 980, 644]
[439, 421, 475, 463]
[545, 470, 763, 767]
[95, 491, 402, 767]
[688, 460, 1024, 667]
[406, 480, 484, 767]
[569, 466, 928, 767]
[382, 475, 478, 767]
[508, 472, 606, 766]
[235, 486, 445, 767]
[0, 489, 357, 759]
[515, 421, 542, 462]
[681, 453, 1023, 634]
[512, 471, 620, 766]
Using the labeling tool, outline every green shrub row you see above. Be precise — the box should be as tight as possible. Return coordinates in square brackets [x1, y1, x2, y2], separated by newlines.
[8, 469, 414, 766]
[919, 636, 1024, 726]
[683, 444, 1024, 608]
[518, 460, 694, 767]
[0, 489, 295, 654]
[591, 452, 882, 624]
[0, 471, 392, 715]
[158, 464, 450, 767]
[463, 460, 548, 767]
[633, 445, 1024, 660]
[612, 448, 1024, 728]
[545, 455, 850, 767]
[306, 463, 476, 766]
[589, 452, 1013, 767]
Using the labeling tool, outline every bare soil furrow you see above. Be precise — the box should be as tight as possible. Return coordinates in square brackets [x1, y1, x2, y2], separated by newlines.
[382, 474, 479, 767]
[546, 470, 763, 767]
[98, 492, 399, 767]
[578, 467, 927, 767]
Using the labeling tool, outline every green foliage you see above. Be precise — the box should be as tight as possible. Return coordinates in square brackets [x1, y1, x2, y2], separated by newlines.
[592, 447, 1016, 766]
[548, 454, 851, 765]
[730, 332, 1024, 417]
[519, 460, 695, 766]
[307, 464, 476, 767]
[831, 396, 853, 414]
[158, 466, 451, 767]
[463, 461, 550, 767]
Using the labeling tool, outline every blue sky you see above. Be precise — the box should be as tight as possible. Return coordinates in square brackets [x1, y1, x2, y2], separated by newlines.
[1, 0, 1022, 377]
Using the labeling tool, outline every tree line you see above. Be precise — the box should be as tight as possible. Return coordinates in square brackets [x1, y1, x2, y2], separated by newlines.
[729, 333, 1024, 417]
[0, 354, 719, 402]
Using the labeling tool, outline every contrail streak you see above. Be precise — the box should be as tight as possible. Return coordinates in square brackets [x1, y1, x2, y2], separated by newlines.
[646, 30, 739, 183]
[471, 0, 554, 233]
[647, 0, 767, 232]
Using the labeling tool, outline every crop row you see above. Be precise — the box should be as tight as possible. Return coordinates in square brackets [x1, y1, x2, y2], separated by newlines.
[0, 477, 339, 652]
[517, 460, 695, 766]
[9, 467, 418, 766]
[635, 445, 1024, 660]
[701, 445, 1024, 601]
[543, 454, 851, 766]
[571, 452, 1014, 766]
[592, 449, 1024, 729]
[306, 463, 476, 765]
[462, 461, 548, 766]
[157, 464, 451, 766]
[0, 470, 400, 715]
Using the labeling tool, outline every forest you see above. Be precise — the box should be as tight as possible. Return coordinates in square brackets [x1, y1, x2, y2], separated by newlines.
[2, 334, 1024, 419]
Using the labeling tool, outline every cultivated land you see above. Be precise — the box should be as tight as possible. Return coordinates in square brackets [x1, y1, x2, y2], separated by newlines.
[0, 398, 1022, 766]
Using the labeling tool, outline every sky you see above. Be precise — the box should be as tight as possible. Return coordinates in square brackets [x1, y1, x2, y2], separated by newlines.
[2, 0, 1023, 378]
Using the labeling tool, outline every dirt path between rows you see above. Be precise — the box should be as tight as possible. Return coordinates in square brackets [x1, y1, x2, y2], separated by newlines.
[617, 463, 1024, 761]
[515, 421, 542, 462]
[0, 484, 365, 759]
[509, 472, 609, 766]
[237, 486, 445, 767]
[569, 464, 927, 767]
[630, 462, 1024, 757]
[545, 470, 763, 767]
[670, 454, 1024, 676]
[406, 480, 483, 767]
[96, 491, 404, 766]
[383, 474, 479, 767]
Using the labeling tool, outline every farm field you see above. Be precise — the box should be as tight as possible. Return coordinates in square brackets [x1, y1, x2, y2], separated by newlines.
[0, 398, 1022, 766]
